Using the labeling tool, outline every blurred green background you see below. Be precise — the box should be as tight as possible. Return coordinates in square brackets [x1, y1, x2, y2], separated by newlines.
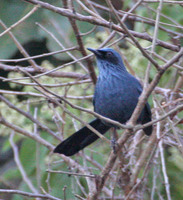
[0, 0, 183, 199]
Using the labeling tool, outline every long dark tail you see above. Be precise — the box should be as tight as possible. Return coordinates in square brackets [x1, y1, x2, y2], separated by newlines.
[143, 125, 153, 136]
[53, 119, 110, 156]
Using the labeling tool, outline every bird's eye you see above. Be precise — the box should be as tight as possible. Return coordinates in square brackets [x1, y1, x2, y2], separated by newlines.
[106, 52, 113, 57]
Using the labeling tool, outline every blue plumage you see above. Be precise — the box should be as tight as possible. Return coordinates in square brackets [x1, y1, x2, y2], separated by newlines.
[93, 48, 151, 128]
[54, 48, 152, 156]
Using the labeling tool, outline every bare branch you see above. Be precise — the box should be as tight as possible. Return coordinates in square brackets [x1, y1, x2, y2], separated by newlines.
[0, 189, 61, 200]
[23, 0, 180, 52]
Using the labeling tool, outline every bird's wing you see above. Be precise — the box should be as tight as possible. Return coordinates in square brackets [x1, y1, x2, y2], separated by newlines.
[133, 77, 152, 120]
[144, 102, 152, 117]
[93, 93, 96, 109]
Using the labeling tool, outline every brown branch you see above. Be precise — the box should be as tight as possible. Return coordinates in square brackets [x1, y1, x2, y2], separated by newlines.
[0, 20, 39, 70]
[136, 103, 183, 131]
[0, 46, 77, 63]
[0, 114, 54, 150]
[23, 0, 180, 52]
[0, 89, 92, 100]
[0, 105, 103, 188]
[46, 170, 95, 178]
[64, 0, 97, 84]
[19, 69, 110, 143]
[88, 47, 183, 200]
[130, 131, 158, 186]
[0, 6, 39, 37]
[91, 1, 183, 31]
[0, 63, 89, 79]
[106, 0, 161, 71]
[125, 140, 158, 200]
[35, 22, 89, 73]
[142, 0, 183, 5]
[0, 95, 60, 141]
[0, 77, 91, 87]
[10, 133, 39, 194]
[131, 47, 183, 126]
[0, 189, 61, 200]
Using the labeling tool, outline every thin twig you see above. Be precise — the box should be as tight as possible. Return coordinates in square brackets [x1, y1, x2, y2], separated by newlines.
[23, 0, 180, 52]
[0, 5, 39, 37]
[154, 99, 171, 200]
[0, 46, 77, 63]
[0, 20, 39, 69]
[9, 132, 38, 194]
[46, 170, 95, 178]
[0, 189, 61, 200]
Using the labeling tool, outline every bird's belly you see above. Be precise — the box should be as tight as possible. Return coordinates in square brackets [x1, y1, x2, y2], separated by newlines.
[94, 89, 138, 125]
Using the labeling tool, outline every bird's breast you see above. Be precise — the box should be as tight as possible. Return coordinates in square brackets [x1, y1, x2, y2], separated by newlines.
[94, 75, 141, 124]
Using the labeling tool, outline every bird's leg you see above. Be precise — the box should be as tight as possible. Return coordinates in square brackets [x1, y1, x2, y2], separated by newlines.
[111, 127, 118, 154]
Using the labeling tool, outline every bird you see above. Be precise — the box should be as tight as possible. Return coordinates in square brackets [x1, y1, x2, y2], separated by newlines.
[54, 48, 152, 156]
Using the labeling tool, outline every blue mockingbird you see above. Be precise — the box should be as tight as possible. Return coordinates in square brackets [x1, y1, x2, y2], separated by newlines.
[54, 48, 152, 156]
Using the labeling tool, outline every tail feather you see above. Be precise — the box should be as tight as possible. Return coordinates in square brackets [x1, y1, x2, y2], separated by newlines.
[143, 125, 153, 136]
[54, 119, 110, 156]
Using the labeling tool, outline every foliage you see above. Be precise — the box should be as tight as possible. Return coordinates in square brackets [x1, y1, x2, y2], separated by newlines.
[0, 0, 182, 200]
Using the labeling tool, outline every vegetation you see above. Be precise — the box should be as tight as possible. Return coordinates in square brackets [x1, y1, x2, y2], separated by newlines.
[0, 0, 183, 199]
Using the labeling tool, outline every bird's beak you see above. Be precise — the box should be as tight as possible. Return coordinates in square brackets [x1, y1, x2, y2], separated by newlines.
[87, 48, 101, 57]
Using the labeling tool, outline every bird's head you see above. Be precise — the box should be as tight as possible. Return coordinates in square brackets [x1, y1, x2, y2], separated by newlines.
[87, 48, 126, 72]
